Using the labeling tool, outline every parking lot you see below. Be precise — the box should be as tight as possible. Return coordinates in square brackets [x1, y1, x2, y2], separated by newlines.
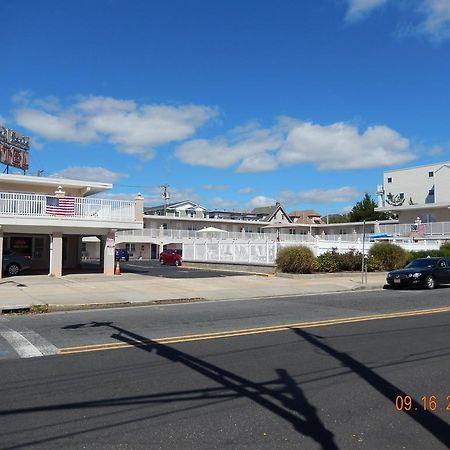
[119, 259, 249, 278]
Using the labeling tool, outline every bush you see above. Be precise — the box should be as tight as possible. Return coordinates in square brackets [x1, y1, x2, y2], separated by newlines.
[368, 242, 407, 271]
[314, 248, 363, 272]
[406, 249, 442, 263]
[337, 248, 363, 271]
[367, 255, 384, 272]
[276, 245, 315, 274]
[314, 251, 339, 272]
[439, 242, 450, 257]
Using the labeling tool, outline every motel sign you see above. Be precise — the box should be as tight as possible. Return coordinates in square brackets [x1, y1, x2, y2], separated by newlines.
[0, 126, 30, 171]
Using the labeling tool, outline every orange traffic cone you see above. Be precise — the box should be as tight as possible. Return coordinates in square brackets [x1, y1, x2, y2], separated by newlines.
[114, 260, 121, 275]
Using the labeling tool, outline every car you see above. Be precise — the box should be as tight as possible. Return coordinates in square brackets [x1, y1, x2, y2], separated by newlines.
[159, 249, 182, 266]
[115, 249, 129, 261]
[2, 250, 32, 276]
[386, 257, 450, 289]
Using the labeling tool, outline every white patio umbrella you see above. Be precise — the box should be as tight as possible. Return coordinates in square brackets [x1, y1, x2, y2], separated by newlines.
[197, 226, 228, 238]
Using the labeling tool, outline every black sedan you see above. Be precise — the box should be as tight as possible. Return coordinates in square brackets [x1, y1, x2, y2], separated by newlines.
[386, 257, 450, 289]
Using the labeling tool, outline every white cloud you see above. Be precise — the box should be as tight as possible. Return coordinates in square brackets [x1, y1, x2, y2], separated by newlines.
[238, 187, 256, 194]
[345, 0, 450, 41]
[237, 152, 278, 173]
[427, 145, 444, 156]
[16, 109, 97, 142]
[278, 121, 414, 170]
[51, 166, 129, 183]
[419, 0, 450, 40]
[279, 186, 362, 205]
[175, 123, 283, 171]
[14, 95, 217, 159]
[144, 186, 201, 205]
[94, 191, 141, 201]
[176, 117, 414, 172]
[208, 197, 239, 210]
[346, 0, 387, 21]
[246, 195, 276, 209]
[202, 184, 229, 191]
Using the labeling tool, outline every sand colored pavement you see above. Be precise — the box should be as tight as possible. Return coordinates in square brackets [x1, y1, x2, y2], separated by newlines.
[0, 271, 388, 312]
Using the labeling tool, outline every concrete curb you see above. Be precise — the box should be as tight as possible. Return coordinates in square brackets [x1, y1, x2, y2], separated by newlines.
[0, 282, 386, 314]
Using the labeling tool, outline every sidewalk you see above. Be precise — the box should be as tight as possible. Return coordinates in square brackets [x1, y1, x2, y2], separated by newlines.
[0, 271, 388, 312]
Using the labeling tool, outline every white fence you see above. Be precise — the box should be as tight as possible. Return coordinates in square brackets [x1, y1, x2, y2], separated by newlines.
[183, 239, 443, 265]
[0, 192, 136, 222]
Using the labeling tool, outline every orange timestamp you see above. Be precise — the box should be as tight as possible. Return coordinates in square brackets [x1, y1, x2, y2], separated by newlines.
[395, 395, 450, 411]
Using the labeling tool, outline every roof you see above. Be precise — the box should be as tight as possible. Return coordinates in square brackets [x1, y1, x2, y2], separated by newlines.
[251, 202, 293, 224]
[289, 210, 321, 217]
[251, 204, 279, 216]
[0, 173, 112, 196]
[145, 200, 207, 212]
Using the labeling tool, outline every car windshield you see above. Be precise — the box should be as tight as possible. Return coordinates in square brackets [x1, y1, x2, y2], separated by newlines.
[405, 259, 438, 269]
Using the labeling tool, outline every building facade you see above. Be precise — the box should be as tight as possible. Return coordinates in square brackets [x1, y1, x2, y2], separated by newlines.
[376, 161, 450, 223]
[0, 173, 143, 277]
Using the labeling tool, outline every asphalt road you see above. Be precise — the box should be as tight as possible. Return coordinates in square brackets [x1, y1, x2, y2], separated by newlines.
[119, 260, 250, 278]
[0, 290, 449, 449]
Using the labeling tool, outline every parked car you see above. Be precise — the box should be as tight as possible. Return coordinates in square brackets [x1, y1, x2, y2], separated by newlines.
[159, 250, 182, 266]
[386, 257, 450, 289]
[2, 250, 32, 276]
[115, 249, 129, 261]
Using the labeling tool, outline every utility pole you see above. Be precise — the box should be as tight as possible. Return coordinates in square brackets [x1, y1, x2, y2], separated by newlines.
[161, 185, 170, 215]
[361, 220, 367, 284]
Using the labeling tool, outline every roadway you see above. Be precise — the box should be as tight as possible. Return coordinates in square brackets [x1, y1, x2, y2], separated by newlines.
[0, 289, 449, 449]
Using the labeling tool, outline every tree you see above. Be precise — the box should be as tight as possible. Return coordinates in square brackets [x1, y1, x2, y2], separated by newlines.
[324, 213, 349, 224]
[347, 193, 391, 222]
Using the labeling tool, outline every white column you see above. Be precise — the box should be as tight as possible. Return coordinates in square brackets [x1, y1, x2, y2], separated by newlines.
[49, 232, 63, 277]
[103, 231, 116, 275]
[0, 228, 3, 280]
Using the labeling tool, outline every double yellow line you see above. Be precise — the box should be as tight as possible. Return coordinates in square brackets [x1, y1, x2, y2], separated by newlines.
[58, 306, 450, 355]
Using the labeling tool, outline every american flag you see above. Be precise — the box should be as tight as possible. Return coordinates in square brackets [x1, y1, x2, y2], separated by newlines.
[46, 196, 76, 216]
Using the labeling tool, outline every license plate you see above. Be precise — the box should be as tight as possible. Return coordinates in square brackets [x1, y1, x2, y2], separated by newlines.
[394, 279, 401, 284]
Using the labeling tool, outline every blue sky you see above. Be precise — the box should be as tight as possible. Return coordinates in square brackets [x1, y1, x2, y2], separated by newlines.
[1, 0, 449, 215]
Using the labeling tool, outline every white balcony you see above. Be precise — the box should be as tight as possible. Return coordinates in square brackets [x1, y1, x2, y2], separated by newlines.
[0, 192, 137, 224]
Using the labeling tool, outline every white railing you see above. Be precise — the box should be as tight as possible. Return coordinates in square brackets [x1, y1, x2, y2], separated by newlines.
[182, 239, 443, 265]
[0, 192, 136, 222]
[379, 221, 450, 236]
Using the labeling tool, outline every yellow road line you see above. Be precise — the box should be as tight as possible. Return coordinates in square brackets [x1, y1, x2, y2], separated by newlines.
[58, 306, 450, 355]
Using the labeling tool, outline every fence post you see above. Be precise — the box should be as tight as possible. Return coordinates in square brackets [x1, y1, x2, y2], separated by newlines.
[248, 241, 251, 263]
[266, 241, 270, 264]
[205, 242, 208, 261]
[218, 242, 221, 262]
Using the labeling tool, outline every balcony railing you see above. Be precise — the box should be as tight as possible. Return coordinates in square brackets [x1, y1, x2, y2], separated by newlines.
[116, 221, 450, 242]
[0, 192, 136, 222]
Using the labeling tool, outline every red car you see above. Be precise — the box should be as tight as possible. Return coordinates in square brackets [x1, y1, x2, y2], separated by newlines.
[159, 250, 182, 266]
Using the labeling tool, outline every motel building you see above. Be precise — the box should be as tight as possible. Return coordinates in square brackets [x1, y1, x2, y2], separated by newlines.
[0, 172, 143, 278]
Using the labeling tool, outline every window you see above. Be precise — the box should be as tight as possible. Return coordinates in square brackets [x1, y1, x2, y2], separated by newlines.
[125, 244, 136, 252]
[428, 171, 434, 177]
[387, 177, 392, 183]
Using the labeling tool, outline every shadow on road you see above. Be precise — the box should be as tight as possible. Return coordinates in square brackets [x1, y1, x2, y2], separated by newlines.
[292, 328, 450, 448]
[0, 321, 339, 449]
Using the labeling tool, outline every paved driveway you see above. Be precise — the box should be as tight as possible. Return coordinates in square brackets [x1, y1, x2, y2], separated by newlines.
[119, 259, 249, 278]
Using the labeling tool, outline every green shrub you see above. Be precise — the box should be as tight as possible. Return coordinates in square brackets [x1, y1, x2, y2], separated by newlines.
[314, 251, 339, 272]
[406, 249, 442, 263]
[367, 255, 385, 272]
[337, 248, 363, 271]
[439, 242, 450, 257]
[368, 242, 407, 271]
[276, 245, 315, 274]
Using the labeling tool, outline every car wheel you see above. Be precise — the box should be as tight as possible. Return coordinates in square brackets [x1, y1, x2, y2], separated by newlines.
[425, 275, 435, 290]
[160, 258, 165, 265]
[7, 263, 20, 276]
